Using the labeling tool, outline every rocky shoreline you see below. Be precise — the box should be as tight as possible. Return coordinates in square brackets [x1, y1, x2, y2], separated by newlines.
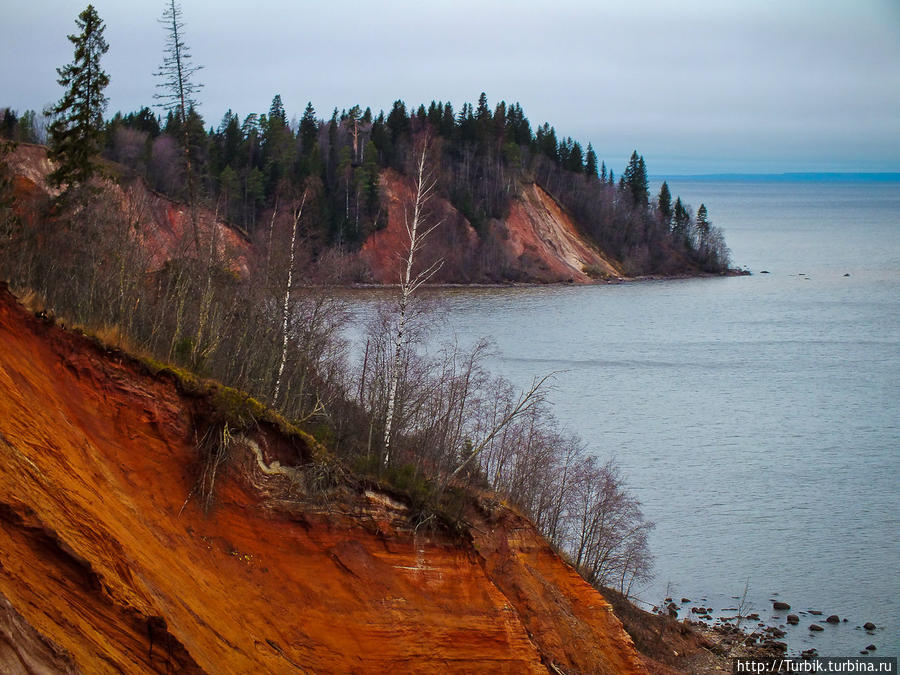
[655, 595, 885, 660]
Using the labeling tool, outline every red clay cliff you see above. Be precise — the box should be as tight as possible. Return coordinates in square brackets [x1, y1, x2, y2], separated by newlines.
[0, 286, 646, 674]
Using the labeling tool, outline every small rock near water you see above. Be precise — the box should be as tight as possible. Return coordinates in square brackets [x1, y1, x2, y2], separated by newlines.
[809, 624, 824, 632]
[826, 615, 840, 624]
[787, 615, 800, 625]
[809, 610, 822, 616]
[681, 598, 691, 603]
[863, 622, 876, 631]
[866, 644, 876, 651]
[773, 601, 791, 611]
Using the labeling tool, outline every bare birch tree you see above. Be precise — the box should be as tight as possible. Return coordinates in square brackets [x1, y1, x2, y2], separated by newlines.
[444, 373, 552, 484]
[382, 135, 444, 465]
[273, 189, 306, 405]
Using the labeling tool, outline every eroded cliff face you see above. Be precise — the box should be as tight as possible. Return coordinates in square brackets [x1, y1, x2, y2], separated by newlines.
[0, 285, 645, 674]
[360, 168, 482, 284]
[4, 143, 252, 276]
[360, 170, 623, 284]
[500, 183, 622, 282]
[5, 144, 622, 285]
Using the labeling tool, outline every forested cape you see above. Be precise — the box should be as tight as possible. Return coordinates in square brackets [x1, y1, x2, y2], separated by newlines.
[2, 94, 731, 279]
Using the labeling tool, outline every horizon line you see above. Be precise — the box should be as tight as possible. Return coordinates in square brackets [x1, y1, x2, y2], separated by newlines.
[651, 172, 900, 181]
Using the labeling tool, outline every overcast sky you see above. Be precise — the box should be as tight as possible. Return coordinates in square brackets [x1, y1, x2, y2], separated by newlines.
[2, 0, 899, 174]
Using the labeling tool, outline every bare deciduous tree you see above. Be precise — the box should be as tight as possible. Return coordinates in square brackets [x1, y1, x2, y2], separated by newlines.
[154, 0, 203, 251]
[273, 189, 306, 405]
[383, 134, 444, 465]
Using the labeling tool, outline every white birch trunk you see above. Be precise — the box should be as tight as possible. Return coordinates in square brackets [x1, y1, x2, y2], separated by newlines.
[382, 140, 443, 465]
[273, 190, 306, 405]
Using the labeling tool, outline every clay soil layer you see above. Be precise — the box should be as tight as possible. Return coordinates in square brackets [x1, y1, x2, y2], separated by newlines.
[0, 287, 645, 674]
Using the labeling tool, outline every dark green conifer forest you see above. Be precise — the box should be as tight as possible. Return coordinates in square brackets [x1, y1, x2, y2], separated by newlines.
[4, 91, 732, 276]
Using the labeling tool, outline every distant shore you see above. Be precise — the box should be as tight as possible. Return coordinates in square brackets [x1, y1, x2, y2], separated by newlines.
[331, 268, 751, 291]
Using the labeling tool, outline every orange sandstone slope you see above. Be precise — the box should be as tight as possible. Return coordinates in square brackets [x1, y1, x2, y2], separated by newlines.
[361, 168, 481, 284]
[361, 170, 623, 284]
[0, 288, 645, 674]
[499, 183, 622, 282]
[5, 143, 252, 276]
[6, 144, 618, 284]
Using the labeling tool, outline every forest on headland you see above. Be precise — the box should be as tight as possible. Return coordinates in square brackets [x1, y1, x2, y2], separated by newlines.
[0, 2, 739, 617]
[1, 7, 731, 283]
[1, 95, 732, 279]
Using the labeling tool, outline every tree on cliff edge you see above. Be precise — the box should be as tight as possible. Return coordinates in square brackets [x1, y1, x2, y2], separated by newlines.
[47, 5, 109, 190]
[155, 0, 203, 250]
[382, 134, 444, 465]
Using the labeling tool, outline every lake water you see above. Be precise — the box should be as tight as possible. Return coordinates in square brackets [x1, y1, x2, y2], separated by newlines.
[350, 179, 900, 657]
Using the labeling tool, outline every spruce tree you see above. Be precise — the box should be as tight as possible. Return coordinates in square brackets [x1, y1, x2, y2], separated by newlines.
[673, 196, 691, 247]
[155, 0, 203, 247]
[567, 141, 584, 173]
[475, 92, 491, 121]
[155, 0, 203, 125]
[657, 181, 672, 227]
[440, 102, 455, 137]
[261, 94, 294, 192]
[47, 4, 109, 189]
[696, 203, 710, 253]
[621, 150, 649, 207]
[299, 102, 318, 155]
[585, 144, 598, 178]
[696, 203, 709, 229]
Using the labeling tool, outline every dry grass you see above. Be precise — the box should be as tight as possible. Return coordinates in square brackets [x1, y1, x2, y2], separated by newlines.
[600, 585, 719, 672]
[15, 288, 47, 314]
[89, 323, 145, 356]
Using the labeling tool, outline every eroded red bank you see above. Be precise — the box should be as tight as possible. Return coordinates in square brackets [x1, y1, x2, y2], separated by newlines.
[0, 288, 645, 674]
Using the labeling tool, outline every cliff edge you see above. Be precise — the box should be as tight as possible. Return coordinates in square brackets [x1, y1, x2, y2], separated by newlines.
[0, 286, 645, 674]
[362, 169, 623, 284]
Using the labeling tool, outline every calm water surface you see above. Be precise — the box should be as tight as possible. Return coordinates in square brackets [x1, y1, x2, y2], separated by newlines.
[354, 180, 900, 656]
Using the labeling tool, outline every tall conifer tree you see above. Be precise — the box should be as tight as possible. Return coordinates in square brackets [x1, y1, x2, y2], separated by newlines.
[657, 181, 672, 227]
[299, 102, 318, 155]
[621, 150, 649, 207]
[155, 0, 203, 246]
[47, 4, 109, 189]
[585, 144, 598, 178]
